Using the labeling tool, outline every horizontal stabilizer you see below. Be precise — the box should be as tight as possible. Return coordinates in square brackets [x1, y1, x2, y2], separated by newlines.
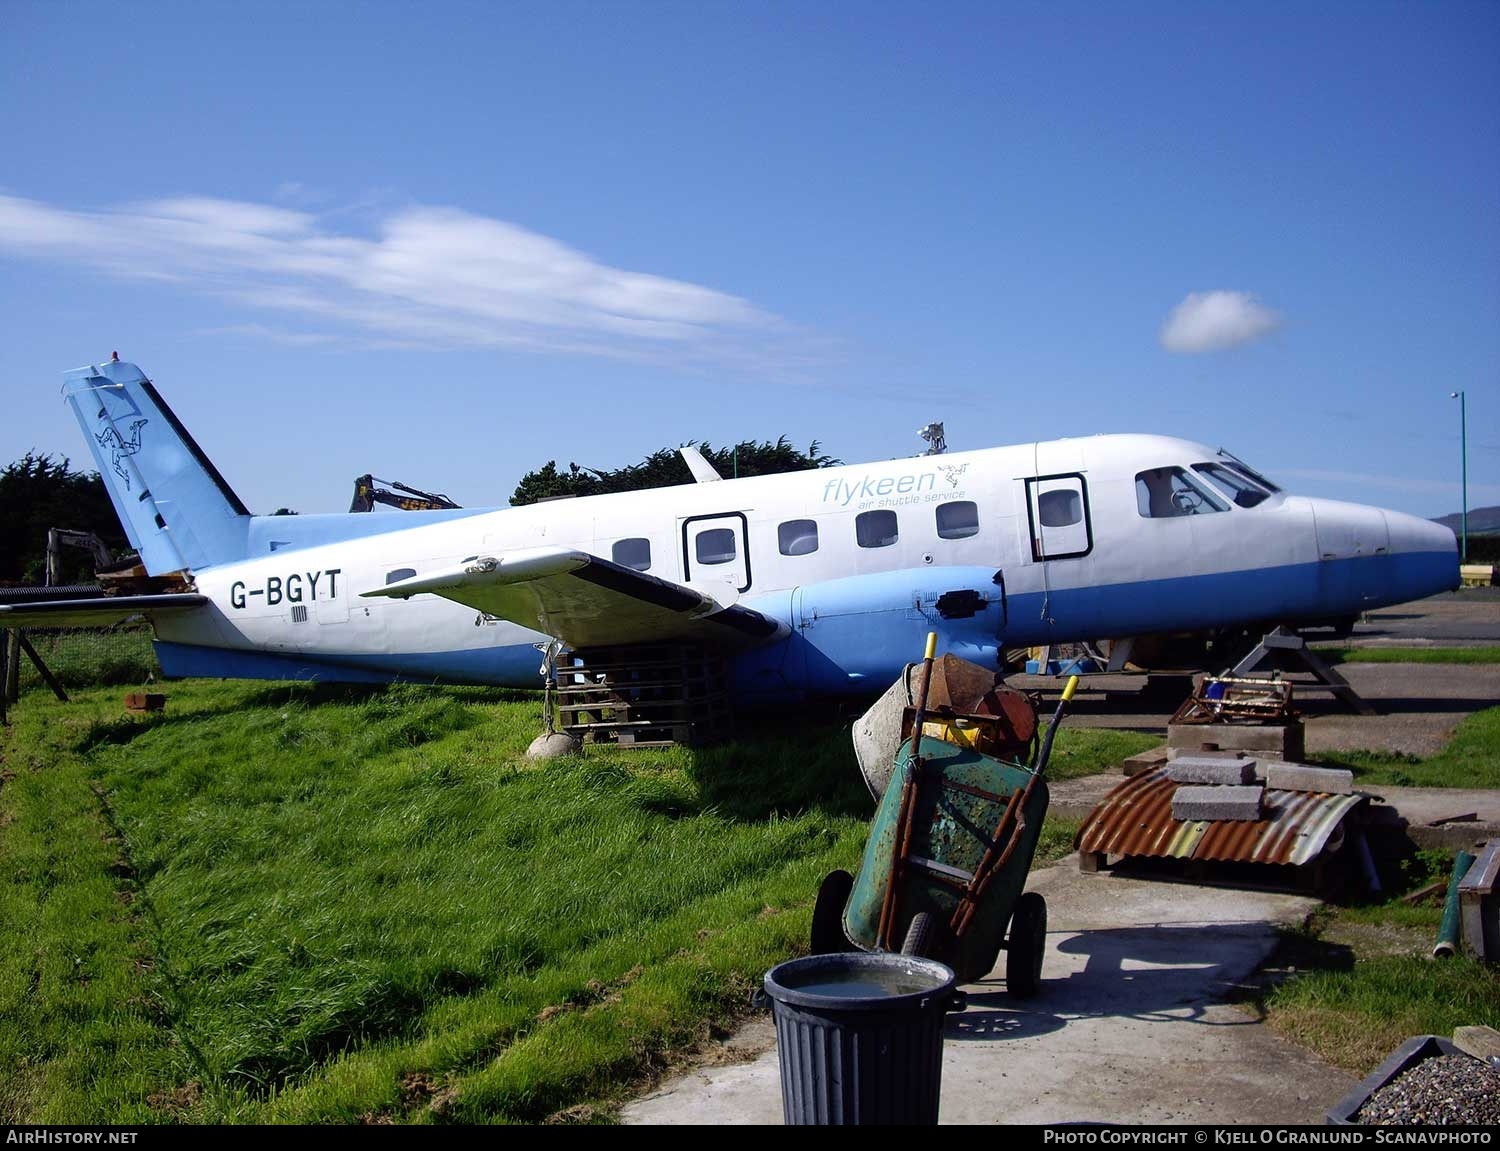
[0, 593, 209, 630]
[362, 547, 785, 649]
[680, 446, 723, 483]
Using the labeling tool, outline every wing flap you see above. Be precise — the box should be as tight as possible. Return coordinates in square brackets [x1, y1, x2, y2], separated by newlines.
[362, 547, 785, 649]
[0, 593, 209, 630]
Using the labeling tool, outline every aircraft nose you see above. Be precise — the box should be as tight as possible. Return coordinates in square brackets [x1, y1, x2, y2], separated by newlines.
[1382, 507, 1461, 597]
[1385, 508, 1458, 558]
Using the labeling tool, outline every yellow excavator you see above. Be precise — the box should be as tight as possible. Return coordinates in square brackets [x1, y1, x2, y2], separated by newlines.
[348, 475, 461, 513]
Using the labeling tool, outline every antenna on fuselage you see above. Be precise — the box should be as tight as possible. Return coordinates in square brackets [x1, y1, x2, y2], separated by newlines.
[919, 422, 947, 455]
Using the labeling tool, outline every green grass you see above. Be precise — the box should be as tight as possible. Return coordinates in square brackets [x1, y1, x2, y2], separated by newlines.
[1042, 727, 1160, 781]
[1, 679, 1110, 1124]
[1260, 852, 1500, 1073]
[1311, 706, 1500, 789]
[1032, 815, 1081, 867]
[1315, 646, 1500, 665]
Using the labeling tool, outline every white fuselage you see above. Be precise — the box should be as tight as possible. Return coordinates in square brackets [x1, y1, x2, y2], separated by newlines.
[150, 433, 1458, 697]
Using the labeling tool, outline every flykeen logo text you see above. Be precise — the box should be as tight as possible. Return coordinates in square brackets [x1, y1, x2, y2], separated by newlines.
[821, 472, 937, 508]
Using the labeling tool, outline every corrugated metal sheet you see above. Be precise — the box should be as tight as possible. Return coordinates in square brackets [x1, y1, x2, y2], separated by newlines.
[1075, 767, 1366, 867]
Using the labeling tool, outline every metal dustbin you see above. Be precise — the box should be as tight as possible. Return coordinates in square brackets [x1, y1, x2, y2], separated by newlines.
[762, 952, 965, 1125]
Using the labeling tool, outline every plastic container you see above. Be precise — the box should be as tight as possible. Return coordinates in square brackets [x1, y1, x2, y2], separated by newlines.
[1325, 1034, 1461, 1125]
[762, 952, 965, 1125]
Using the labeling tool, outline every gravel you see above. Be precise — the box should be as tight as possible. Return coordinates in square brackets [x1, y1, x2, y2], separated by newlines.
[1357, 1053, 1500, 1125]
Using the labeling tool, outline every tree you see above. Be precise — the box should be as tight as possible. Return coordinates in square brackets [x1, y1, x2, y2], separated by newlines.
[0, 453, 131, 585]
[510, 437, 840, 506]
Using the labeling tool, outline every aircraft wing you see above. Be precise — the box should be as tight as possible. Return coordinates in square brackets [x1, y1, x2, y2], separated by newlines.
[362, 547, 787, 649]
[0, 593, 209, 630]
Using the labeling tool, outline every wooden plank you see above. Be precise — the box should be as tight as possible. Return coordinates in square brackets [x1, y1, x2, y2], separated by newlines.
[1459, 840, 1500, 894]
[1078, 852, 1109, 873]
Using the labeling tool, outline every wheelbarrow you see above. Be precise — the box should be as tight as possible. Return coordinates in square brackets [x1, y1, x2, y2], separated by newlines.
[813, 634, 1079, 994]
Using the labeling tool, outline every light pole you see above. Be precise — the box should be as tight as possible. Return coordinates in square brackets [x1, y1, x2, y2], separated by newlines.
[1450, 390, 1467, 563]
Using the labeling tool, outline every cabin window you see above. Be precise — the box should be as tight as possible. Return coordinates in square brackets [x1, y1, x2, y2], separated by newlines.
[1135, 467, 1229, 518]
[1193, 463, 1269, 509]
[695, 528, 738, 566]
[611, 537, 652, 571]
[778, 519, 819, 556]
[856, 509, 899, 549]
[385, 567, 417, 584]
[1037, 490, 1082, 528]
[935, 501, 980, 540]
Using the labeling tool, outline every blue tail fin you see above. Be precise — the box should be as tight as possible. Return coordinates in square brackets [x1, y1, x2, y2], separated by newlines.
[64, 359, 250, 575]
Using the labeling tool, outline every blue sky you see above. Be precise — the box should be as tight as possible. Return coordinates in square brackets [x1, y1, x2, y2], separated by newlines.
[2, 1, 1495, 518]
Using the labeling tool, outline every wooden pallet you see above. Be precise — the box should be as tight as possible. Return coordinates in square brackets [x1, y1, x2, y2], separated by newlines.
[551, 643, 732, 748]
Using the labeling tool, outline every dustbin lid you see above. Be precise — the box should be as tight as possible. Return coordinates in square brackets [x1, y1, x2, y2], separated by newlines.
[764, 952, 957, 1013]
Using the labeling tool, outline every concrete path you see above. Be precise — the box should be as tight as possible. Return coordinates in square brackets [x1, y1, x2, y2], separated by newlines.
[1018, 661, 1500, 759]
[1300, 663, 1500, 758]
[1351, 588, 1500, 647]
[623, 861, 1354, 1125]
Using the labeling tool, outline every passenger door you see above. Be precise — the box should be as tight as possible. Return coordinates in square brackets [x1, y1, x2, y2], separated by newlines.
[1025, 474, 1093, 561]
[681, 512, 752, 593]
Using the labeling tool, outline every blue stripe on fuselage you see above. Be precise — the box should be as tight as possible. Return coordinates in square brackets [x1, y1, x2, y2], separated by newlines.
[154, 639, 546, 685]
[1006, 549, 1458, 639]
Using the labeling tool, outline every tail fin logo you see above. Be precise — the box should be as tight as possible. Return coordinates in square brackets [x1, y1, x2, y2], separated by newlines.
[937, 462, 969, 489]
[94, 407, 149, 490]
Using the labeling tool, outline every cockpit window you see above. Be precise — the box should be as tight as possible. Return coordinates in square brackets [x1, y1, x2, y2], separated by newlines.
[1217, 450, 1282, 493]
[1194, 463, 1270, 508]
[1135, 467, 1229, 518]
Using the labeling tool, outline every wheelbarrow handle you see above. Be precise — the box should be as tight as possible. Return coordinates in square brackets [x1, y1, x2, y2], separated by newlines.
[879, 632, 941, 950]
[1033, 674, 1080, 776]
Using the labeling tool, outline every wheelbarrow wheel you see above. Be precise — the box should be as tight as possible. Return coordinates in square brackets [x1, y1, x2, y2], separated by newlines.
[810, 869, 854, 954]
[1005, 892, 1047, 999]
[901, 912, 937, 958]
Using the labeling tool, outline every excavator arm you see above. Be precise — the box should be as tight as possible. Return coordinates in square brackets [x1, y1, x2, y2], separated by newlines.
[349, 475, 462, 513]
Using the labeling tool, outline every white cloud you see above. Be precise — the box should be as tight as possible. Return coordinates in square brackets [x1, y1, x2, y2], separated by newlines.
[1160, 290, 1281, 354]
[0, 192, 794, 367]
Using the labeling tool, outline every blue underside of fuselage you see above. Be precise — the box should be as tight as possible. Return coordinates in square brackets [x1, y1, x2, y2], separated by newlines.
[154, 639, 548, 685]
[154, 549, 1458, 699]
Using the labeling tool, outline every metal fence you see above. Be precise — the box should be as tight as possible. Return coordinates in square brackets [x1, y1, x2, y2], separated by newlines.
[3, 624, 159, 697]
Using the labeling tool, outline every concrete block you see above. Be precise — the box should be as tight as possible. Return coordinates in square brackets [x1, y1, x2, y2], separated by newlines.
[1167, 756, 1256, 785]
[1166, 747, 1242, 761]
[1167, 722, 1304, 761]
[1172, 785, 1264, 823]
[1265, 763, 1354, 795]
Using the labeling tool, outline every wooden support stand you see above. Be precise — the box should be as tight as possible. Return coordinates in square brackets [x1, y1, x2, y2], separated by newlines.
[0, 630, 72, 716]
[17, 633, 68, 703]
[0, 631, 11, 724]
[552, 643, 732, 748]
[3, 631, 18, 706]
